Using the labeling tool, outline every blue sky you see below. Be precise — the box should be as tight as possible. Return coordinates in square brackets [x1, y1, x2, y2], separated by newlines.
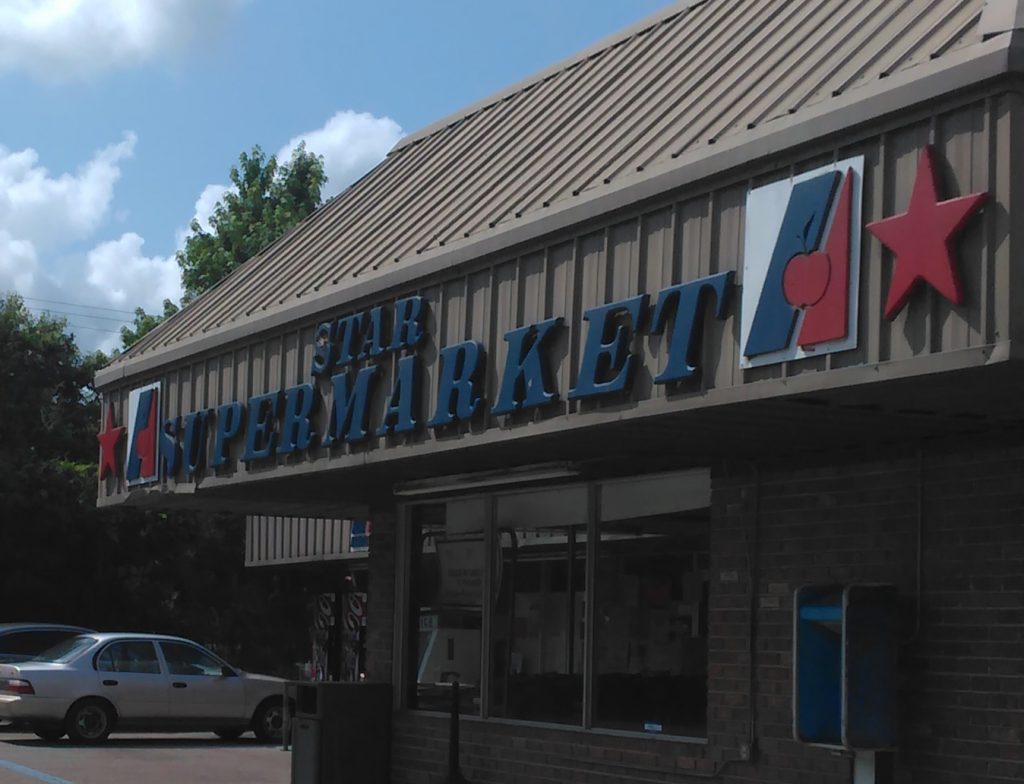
[0, 0, 669, 352]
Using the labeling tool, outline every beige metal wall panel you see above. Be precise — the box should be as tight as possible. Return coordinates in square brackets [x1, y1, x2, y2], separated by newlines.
[101, 0, 1000, 377]
[638, 208, 674, 401]
[546, 242, 575, 403]
[98, 83, 1015, 506]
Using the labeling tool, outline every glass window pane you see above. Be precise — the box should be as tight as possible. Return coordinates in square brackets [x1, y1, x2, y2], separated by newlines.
[490, 510, 586, 726]
[98, 641, 161, 675]
[0, 631, 73, 656]
[39, 635, 95, 663]
[408, 502, 484, 715]
[161, 642, 224, 676]
[593, 511, 709, 737]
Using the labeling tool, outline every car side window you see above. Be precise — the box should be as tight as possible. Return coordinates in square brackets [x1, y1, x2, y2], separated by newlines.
[96, 641, 162, 674]
[160, 642, 225, 677]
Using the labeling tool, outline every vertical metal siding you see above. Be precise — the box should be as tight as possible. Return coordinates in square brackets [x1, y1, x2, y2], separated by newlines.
[244, 515, 368, 566]
[101, 95, 1013, 502]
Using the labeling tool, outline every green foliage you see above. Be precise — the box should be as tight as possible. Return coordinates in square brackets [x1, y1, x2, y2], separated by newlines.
[0, 293, 103, 463]
[176, 143, 326, 303]
[120, 299, 180, 350]
[0, 294, 313, 675]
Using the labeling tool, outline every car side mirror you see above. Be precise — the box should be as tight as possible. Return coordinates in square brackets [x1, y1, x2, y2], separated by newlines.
[221, 665, 237, 677]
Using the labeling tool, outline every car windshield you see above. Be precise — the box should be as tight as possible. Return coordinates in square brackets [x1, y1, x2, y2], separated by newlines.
[33, 635, 98, 662]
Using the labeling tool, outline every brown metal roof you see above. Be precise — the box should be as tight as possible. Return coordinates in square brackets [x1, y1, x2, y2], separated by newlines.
[106, 0, 995, 378]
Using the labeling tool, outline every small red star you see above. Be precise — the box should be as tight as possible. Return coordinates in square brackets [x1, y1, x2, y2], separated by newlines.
[97, 402, 125, 480]
[867, 144, 987, 320]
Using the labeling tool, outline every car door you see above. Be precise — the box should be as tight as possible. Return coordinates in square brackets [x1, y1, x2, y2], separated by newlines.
[93, 640, 170, 722]
[158, 641, 245, 724]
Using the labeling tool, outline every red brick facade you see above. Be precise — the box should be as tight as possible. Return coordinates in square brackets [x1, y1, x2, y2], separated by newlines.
[377, 440, 1024, 783]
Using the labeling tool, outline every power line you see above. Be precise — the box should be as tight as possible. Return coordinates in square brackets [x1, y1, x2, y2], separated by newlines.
[26, 306, 129, 326]
[18, 295, 137, 317]
[64, 322, 122, 334]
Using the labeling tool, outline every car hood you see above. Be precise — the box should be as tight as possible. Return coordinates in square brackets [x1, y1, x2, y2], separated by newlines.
[240, 672, 286, 685]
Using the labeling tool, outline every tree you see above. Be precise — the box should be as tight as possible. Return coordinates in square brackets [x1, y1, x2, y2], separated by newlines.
[120, 298, 180, 350]
[0, 294, 103, 463]
[176, 143, 327, 303]
[0, 293, 313, 675]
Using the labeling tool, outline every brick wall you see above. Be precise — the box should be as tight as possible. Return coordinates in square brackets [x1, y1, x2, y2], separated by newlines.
[385, 442, 1024, 784]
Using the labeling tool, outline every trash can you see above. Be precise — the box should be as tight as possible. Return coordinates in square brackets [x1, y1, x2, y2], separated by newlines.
[290, 681, 392, 784]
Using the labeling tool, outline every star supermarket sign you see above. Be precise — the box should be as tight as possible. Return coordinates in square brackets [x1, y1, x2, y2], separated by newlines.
[97, 147, 989, 485]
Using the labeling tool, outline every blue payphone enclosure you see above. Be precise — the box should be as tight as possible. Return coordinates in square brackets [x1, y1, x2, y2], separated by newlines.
[793, 584, 898, 749]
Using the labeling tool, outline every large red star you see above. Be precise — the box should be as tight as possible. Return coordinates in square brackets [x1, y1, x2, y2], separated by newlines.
[97, 402, 125, 481]
[867, 145, 987, 320]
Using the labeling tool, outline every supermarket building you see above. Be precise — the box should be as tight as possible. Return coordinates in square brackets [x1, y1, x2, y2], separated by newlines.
[97, 1, 1024, 782]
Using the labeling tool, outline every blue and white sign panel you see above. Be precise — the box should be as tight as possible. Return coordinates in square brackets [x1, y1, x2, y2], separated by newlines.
[124, 381, 160, 486]
[741, 157, 864, 369]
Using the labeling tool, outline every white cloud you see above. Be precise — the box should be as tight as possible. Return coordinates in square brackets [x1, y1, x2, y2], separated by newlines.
[177, 109, 402, 252]
[278, 110, 403, 199]
[0, 133, 181, 353]
[0, 0, 246, 82]
[175, 182, 233, 249]
[0, 107, 401, 353]
[0, 132, 135, 252]
[193, 183, 231, 234]
[86, 233, 180, 310]
[0, 230, 39, 294]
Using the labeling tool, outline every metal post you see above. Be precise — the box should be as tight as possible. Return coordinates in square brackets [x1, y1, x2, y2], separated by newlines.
[280, 682, 291, 752]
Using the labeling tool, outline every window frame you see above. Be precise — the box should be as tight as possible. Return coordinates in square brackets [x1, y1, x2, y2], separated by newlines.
[397, 470, 710, 742]
[157, 640, 234, 677]
[93, 639, 166, 676]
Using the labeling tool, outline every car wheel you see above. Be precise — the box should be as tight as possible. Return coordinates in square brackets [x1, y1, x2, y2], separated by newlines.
[252, 697, 284, 744]
[65, 698, 114, 744]
[33, 726, 65, 742]
[214, 728, 244, 741]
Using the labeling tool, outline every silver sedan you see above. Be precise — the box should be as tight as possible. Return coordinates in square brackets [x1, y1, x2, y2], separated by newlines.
[0, 633, 286, 744]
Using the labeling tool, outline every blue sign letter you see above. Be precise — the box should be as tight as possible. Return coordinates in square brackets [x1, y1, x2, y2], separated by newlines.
[181, 409, 212, 478]
[323, 366, 379, 446]
[650, 272, 733, 383]
[492, 318, 562, 415]
[310, 321, 335, 377]
[335, 313, 365, 368]
[359, 306, 387, 360]
[389, 296, 428, 352]
[242, 391, 281, 462]
[568, 295, 648, 400]
[211, 401, 244, 467]
[278, 384, 318, 455]
[428, 341, 485, 428]
[377, 356, 420, 435]
[160, 416, 181, 478]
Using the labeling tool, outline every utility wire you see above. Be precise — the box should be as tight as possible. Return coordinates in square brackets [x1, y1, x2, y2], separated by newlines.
[26, 306, 129, 326]
[64, 323, 122, 334]
[17, 295, 137, 317]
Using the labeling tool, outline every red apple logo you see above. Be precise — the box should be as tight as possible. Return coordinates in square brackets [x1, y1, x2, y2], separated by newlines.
[783, 250, 831, 308]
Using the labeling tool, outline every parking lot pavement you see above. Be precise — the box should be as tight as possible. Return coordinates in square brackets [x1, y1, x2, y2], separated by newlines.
[0, 733, 290, 784]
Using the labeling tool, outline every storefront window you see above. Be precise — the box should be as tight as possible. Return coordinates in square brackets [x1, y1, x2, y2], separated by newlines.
[489, 486, 588, 724]
[403, 470, 711, 735]
[593, 511, 709, 737]
[407, 502, 484, 714]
